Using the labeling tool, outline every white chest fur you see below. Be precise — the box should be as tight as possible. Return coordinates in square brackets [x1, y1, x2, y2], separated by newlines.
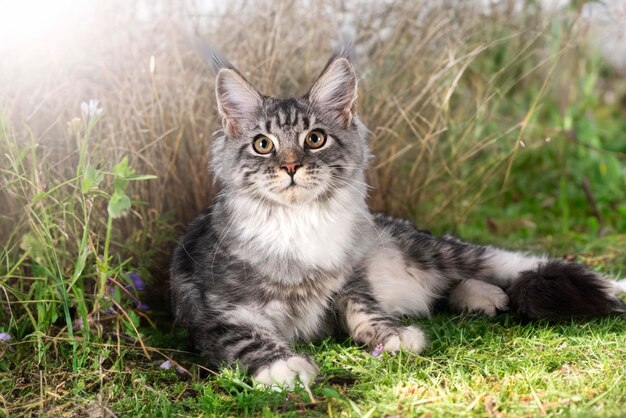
[227, 192, 370, 273]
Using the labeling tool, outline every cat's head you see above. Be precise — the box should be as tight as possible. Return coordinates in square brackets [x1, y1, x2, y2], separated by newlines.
[210, 53, 370, 206]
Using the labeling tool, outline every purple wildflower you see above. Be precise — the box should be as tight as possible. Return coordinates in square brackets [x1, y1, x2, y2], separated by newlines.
[72, 318, 85, 330]
[371, 343, 384, 357]
[176, 367, 186, 375]
[104, 307, 116, 315]
[128, 272, 145, 291]
[0, 332, 11, 342]
[136, 301, 150, 311]
[160, 360, 172, 370]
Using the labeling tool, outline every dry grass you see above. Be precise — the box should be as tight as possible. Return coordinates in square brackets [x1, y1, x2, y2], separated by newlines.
[0, 1, 589, 243]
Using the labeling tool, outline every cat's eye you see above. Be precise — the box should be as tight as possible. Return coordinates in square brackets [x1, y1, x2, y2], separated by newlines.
[304, 130, 326, 150]
[252, 135, 274, 155]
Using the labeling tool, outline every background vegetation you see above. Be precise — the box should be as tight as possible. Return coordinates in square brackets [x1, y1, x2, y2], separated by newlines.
[1, 0, 625, 416]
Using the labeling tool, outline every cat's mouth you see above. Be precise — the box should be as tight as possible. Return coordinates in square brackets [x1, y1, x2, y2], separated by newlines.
[279, 180, 315, 202]
[282, 183, 302, 194]
[272, 176, 319, 204]
[281, 175, 303, 190]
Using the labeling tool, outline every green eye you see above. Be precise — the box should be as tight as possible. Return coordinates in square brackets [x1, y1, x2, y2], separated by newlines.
[305, 130, 326, 150]
[253, 135, 274, 154]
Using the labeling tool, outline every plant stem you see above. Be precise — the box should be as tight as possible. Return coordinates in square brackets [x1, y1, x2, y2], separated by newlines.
[99, 214, 114, 301]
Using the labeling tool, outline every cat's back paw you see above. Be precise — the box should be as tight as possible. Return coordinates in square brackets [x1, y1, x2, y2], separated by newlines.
[449, 279, 509, 317]
[381, 325, 427, 354]
[252, 355, 318, 390]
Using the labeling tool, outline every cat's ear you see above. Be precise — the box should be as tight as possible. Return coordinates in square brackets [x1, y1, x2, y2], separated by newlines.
[308, 57, 357, 127]
[215, 68, 262, 136]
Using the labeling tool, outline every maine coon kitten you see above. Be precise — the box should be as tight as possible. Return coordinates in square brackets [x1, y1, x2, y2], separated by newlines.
[170, 51, 626, 389]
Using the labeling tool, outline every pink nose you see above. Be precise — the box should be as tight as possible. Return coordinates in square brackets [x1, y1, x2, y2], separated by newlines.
[281, 162, 302, 176]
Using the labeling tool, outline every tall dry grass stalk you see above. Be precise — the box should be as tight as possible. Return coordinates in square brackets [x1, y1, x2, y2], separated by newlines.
[0, 0, 589, 278]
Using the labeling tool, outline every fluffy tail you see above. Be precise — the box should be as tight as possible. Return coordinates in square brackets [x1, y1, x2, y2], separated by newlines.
[506, 260, 626, 320]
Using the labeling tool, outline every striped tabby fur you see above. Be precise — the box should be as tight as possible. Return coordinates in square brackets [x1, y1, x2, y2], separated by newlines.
[170, 50, 626, 389]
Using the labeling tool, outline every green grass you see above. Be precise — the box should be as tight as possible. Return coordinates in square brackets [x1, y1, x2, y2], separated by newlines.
[3, 232, 625, 417]
[124, 314, 626, 417]
[3, 240, 625, 417]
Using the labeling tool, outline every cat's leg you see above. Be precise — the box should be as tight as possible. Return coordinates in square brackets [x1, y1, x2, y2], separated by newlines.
[337, 268, 427, 354]
[434, 238, 626, 319]
[190, 308, 317, 389]
[373, 214, 626, 320]
[361, 234, 449, 318]
[461, 245, 625, 318]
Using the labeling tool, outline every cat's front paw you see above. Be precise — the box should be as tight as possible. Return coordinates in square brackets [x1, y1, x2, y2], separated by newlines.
[252, 355, 318, 390]
[380, 325, 426, 354]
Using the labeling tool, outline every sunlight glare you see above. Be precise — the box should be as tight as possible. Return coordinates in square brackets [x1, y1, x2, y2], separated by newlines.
[0, 0, 83, 52]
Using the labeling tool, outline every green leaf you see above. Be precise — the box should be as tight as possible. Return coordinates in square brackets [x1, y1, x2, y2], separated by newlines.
[322, 387, 344, 399]
[108, 191, 132, 218]
[114, 177, 129, 193]
[70, 247, 90, 287]
[128, 310, 140, 328]
[113, 156, 132, 178]
[50, 306, 59, 324]
[81, 166, 94, 192]
[81, 164, 104, 193]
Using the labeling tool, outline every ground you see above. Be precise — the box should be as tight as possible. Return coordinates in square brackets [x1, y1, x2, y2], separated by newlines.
[3, 232, 625, 417]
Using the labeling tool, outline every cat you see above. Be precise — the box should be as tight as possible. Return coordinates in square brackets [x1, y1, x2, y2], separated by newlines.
[169, 49, 626, 389]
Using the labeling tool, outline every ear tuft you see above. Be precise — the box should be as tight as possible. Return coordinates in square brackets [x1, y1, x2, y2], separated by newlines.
[308, 58, 357, 126]
[215, 68, 262, 135]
